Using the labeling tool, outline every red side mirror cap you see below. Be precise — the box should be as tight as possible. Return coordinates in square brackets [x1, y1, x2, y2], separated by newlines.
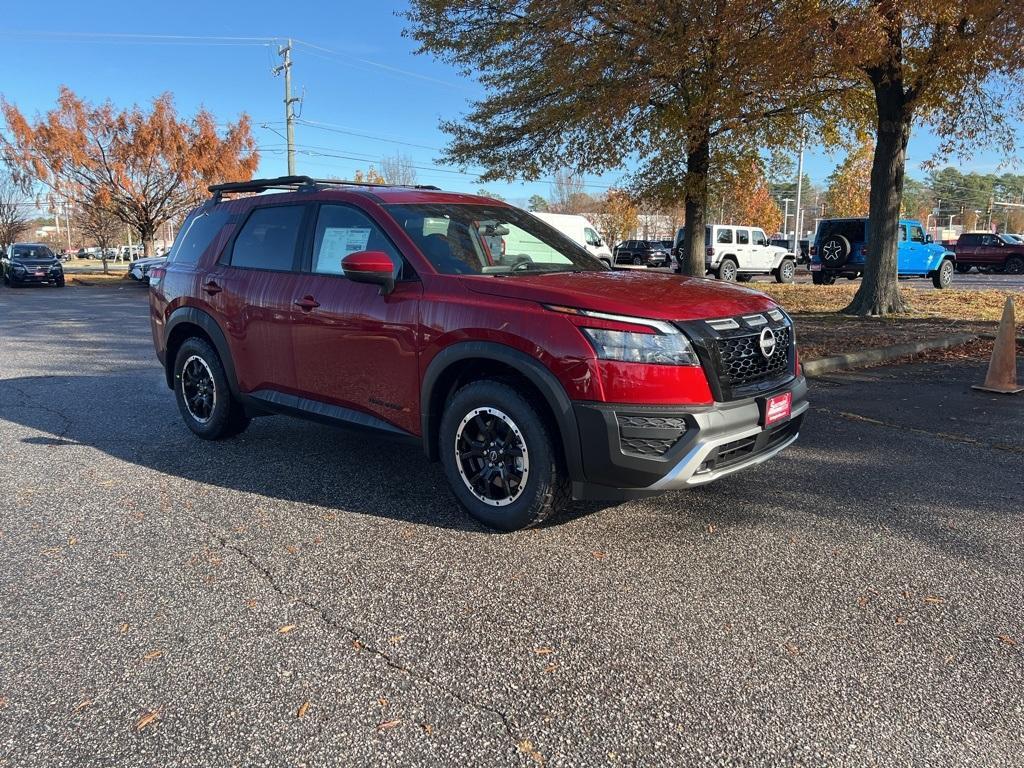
[341, 250, 396, 294]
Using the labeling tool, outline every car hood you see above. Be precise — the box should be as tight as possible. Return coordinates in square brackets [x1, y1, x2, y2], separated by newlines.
[459, 270, 779, 321]
[12, 258, 59, 268]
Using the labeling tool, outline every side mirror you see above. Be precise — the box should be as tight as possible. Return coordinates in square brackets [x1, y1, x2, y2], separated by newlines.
[925, 234, 933, 243]
[341, 250, 396, 295]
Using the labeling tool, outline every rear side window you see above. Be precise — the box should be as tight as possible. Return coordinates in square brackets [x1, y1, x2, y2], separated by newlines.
[959, 234, 977, 246]
[168, 210, 229, 265]
[230, 205, 305, 271]
[736, 229, 750, 245]
[717, 229, 733, 244]
[311, 204, 400, 276]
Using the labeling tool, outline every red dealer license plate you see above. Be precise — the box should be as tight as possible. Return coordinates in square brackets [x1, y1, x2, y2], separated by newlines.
[762, 392, 792, 427]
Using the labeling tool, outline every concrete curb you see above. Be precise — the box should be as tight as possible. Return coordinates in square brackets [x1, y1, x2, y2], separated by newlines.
[802, 333, 978, 377]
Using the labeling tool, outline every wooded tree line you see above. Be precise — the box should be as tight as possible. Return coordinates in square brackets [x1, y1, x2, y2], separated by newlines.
[405, 0, 1024, 315]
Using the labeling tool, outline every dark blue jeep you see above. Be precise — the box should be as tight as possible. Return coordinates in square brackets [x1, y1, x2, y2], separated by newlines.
[810, 218, 956, 289]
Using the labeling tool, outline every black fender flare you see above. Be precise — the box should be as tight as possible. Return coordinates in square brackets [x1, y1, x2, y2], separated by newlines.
[163, 307, 238, 394]
[420, 341, 585, 482]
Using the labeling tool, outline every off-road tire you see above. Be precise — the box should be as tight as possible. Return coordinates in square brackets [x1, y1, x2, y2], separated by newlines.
[716, 258, 738, 282]
[955, 263, 972, 274]
[932, 258, 954, 289]
[1005, 255, 1024, 275]
[173, 337, 250, 440]
[439, 380, 570, 531]
[775, 259, 796, 284]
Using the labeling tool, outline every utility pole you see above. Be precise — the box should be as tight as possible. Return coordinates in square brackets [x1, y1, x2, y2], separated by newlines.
[274, 39, 300, 175]
[793, 122, 806, 250]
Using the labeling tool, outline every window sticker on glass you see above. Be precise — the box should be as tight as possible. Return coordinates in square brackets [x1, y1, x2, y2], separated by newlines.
[318, 227, 372, 273]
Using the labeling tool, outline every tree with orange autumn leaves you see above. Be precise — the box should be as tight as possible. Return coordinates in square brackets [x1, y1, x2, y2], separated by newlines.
[823, 135, 873, 218]
[2, 87, 258, 256]
[712, 159, 783, 233]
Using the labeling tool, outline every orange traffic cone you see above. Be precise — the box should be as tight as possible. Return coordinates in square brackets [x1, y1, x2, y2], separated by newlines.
[972, 296, 1022, 394]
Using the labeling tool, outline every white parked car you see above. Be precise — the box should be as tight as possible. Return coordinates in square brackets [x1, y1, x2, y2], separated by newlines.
[673, 225, 797, 283]
[532, 212, 614, 268]
[129, 256, 166, 282]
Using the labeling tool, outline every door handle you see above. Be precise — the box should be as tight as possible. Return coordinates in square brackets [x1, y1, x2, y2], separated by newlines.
[203, 280, 222, 296]
[294, 296, 320, 311]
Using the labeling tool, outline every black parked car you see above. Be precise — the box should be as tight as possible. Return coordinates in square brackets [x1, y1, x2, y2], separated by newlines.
[2, 243, 65, 287]
[613, 239, 672, 267]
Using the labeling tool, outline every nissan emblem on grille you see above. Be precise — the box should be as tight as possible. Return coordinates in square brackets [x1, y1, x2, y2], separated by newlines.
[759, 327, 777, 358]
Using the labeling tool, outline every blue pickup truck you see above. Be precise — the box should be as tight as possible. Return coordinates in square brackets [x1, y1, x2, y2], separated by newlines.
[809, 217, 956, 289]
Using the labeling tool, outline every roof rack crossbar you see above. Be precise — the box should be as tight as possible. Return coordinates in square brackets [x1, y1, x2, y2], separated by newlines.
[208, 176, 441, 197]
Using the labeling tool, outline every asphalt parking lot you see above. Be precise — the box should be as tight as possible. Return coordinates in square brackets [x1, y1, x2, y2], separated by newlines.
[1, 285, 1022, 767]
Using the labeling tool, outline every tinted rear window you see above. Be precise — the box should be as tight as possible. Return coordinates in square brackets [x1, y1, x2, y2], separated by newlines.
[168, 210, 229, 265]
[230, 205, 305, 271]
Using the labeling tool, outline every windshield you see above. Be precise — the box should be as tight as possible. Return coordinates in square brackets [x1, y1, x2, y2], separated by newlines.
[11, 245, 54, 260]
[385, 203, 606, 275]
[999, 234, 1020, 244]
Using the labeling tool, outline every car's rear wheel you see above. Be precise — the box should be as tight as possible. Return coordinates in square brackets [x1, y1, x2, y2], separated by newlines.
[932, 258, 954, 289]
[716, 258, 738, 282]
[173, 337, 250, 440]
[775, 259, 796, 283]
[440, 380, 569, 531]
[1005, 255, 1024, 275]
[955, 263, 972, 274]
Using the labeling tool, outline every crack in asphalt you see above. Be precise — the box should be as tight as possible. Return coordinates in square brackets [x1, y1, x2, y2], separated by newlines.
[816, 406, 1024, 454]
[208, 531, 518, 747]
[1, 381, 74, 441]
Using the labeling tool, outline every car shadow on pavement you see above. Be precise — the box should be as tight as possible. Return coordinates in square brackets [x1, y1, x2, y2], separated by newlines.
[1, 373, 621, 533]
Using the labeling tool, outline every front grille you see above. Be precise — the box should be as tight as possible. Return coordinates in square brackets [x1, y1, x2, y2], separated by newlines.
[677, 311, 795, 401]
[716, 326, 792, 389]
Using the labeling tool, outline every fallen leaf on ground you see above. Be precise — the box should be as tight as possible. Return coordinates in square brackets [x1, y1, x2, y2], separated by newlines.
[278, 624, 297, 634]
[135, 710, 160, 731]
[784, 642, 800, 656]
[857, 596, 870, 609]
[73, 699, 92, 713]
[420, 722, 433, 735]
[143, 650, 163, 661]
[68, 537, 77, 546]
[377, 719, 401, 731]
[591, 551, 606, 560]
[388, 635, 404, 645]
[285, 545, 298, 555]
[707, 524, 717, 534]
[997, 634, 1017, 647]
[297, 701, 310, 719]
[924, 595, 945, 605]
[533, 647, 554, 656]
[119, 623, 130, 634]
[352, 639, 364, 651]
[543, 663, 557, 673]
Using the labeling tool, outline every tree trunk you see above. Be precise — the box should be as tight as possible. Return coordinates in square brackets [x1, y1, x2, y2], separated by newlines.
[843, 79, 912, 316]
[141, 225, 156, 258]
[679, 136, 710, 277]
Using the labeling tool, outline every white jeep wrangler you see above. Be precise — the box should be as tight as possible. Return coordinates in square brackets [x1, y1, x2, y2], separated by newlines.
[674, 225, 797, 283]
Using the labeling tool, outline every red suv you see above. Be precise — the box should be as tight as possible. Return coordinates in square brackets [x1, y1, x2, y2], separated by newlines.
[953, 232, 1024, 274]
[148, 177, 808, 530]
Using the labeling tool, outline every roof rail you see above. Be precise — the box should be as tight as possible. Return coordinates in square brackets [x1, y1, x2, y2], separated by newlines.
[208, 175, 441, 199]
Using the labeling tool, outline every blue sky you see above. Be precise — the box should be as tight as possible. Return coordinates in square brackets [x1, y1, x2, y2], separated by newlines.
[1, 1, 1018, 209]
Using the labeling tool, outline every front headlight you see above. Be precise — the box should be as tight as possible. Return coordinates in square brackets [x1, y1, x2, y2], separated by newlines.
[581, 327, 699, 366]
[12, 263, 25, 273]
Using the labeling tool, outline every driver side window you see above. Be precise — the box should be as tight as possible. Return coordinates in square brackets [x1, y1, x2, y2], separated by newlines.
[312, 204, 401, 277]
[584, 227, 602, 247]
[909, 226, 925, 243]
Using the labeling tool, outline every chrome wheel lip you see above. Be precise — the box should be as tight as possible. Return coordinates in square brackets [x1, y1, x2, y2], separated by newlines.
[181, 354, 216, 424]
[454, 407, 530, 507]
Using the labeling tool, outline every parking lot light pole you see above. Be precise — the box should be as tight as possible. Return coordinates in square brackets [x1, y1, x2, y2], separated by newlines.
[793, 124, 805, 251]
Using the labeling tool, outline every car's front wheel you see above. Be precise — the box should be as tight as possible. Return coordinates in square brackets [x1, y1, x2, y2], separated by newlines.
[811, 271, 836, 286]
[775, 259, 796, 283]
[440, 380, 570, 531]
[932, 258, 954, 289]
[173, 337, 250, 440]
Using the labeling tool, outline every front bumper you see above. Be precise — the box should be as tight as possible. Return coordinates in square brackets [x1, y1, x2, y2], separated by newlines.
[10, 270, 62, 284]
[571, 377, 808, 498]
